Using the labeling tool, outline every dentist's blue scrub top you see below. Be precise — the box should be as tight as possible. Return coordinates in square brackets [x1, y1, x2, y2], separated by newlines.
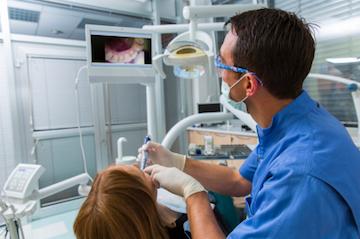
[228, 90, 360, 238]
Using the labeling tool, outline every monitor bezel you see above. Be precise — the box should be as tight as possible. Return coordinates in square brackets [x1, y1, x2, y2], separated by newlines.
[86, 25, 153, 68]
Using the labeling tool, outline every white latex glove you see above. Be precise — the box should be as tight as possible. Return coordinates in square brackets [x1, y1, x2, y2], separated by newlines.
[137, 142, 186, 171]
[144, 165, 205, 200]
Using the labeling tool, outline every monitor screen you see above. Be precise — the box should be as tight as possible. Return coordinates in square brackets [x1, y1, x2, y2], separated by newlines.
[198, 103, 221, 113]
[91, 35, 152, 64]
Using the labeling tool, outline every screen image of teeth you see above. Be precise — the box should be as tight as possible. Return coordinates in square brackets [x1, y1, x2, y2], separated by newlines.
[91, 35, 152, 64]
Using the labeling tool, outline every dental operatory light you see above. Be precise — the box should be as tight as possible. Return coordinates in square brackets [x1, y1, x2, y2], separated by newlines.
[173, 65, 205, 79]
[166, 41, 207, 79]
[326, 57, 360, 64]
[153, 31, 214, 80]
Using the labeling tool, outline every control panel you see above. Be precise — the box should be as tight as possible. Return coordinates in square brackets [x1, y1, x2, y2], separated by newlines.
[3, 164, 45, 199]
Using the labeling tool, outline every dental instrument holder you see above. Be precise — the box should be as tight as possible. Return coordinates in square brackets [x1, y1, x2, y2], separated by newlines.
[115, 137, 137, 165]
[141, 136, 151, 170]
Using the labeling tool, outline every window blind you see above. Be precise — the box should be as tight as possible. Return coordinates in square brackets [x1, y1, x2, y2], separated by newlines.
[275, 0, 360, 125]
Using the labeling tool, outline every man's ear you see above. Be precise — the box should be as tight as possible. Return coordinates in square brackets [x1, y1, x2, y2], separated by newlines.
[245, 74, 260, 96]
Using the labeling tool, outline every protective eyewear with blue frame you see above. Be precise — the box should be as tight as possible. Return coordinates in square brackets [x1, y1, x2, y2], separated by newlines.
[215, 55, 249, 73]
[215, 55, 264, 85]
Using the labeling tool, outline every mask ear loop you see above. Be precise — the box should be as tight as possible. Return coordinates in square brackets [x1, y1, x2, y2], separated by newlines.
[229, 73, 248, 91]
[229, 73, 249, 102]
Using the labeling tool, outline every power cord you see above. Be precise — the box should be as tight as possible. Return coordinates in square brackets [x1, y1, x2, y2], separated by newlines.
[75, 65, 93, 182]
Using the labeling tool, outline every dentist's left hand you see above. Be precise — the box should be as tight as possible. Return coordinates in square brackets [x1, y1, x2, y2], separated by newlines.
[144, 165, 206, 200]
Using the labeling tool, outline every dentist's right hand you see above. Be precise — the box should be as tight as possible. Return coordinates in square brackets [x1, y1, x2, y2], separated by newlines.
[138, 142, 186, 171]
[144, 165, 205, 199]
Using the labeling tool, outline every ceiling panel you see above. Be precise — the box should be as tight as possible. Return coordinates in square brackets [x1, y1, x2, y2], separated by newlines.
[36, 12, 82, 38]
[41, 5, 83, 18]
[8, 0, 42, 12]
[5, 0, 157, 40]
[10, 20, 38, 35]
[45, 0, 152, 18]
[69, 28, 85, 40]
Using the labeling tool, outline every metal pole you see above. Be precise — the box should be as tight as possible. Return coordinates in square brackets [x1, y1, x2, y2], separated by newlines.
[151, 0, 164, 141]
[145, 83, 157, 140]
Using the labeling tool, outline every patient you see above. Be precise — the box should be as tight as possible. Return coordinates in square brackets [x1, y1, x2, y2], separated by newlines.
[73, 164, 187, 239]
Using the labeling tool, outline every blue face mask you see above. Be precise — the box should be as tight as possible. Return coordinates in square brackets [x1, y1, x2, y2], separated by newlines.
[221, 74, 249, 111]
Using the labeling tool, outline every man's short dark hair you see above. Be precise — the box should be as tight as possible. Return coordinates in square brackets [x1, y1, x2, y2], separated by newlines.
[227, 8, 316, 99]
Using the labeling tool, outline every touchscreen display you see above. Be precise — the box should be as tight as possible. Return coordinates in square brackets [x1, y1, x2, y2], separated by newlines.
[91, 35, 152, 64]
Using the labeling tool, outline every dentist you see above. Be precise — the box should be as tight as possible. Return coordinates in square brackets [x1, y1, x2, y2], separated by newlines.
[143, 8, 360, 239]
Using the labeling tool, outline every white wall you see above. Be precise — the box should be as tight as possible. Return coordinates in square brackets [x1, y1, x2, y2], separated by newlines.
[0, 43, 17, 188]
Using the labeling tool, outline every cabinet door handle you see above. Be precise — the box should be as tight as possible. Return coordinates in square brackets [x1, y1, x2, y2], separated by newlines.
[234, 136, 254, 140]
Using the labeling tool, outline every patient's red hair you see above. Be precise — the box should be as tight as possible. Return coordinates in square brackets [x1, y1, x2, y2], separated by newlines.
[73, 165, 169, 239]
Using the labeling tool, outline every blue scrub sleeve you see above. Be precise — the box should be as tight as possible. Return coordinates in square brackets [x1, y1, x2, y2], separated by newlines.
[228, 169, 358, 238]
[239, 149, 258, 182]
